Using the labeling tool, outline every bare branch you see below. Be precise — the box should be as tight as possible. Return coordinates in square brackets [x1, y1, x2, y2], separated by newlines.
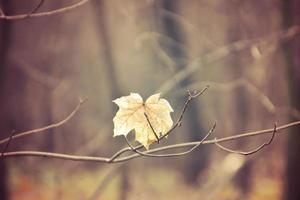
[2, 120, 299, 163]
[124, 121, 216, 158]
[0, 98, 87, 145]
[0, 0, 91, 20]
[215, 123, 277, 155]
[114, 121, 298, 163]
[107, 147, 133, 163]
[176, 86, 209, 125]
[177, 78, 276, 113]
[159, 86, 209, 139]
[178, 79, 300, 121]
[1, 130, 15, 157]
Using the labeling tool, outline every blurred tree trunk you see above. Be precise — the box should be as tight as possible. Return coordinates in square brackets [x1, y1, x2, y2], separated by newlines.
[0, 1, 13, 199]
[92, 0, 120, 99]
[231, 68, 252, 196]
[0, 20, 10, 200]
[283, 0, 300, 200]
[92, 1, 128, 199]
[161, 0, 208, 185]
[225, 2, 252, 196]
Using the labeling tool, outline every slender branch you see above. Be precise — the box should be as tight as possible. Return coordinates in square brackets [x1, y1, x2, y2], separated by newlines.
[114, 120, 299, 163]
[0, 0, 91, 20]
[176, 86, 209, 125]
[177, 78, 276, 113]
[215, 123, 277, 155]
[0, 98, 87, 145]
[3, 151, 109, 162]
[156, 86, 210, 140]
[107, 147, 133, 163]
[124, 121, 216, 158]
[3, 120, 300, 163]
[124, 137, 150, 157]
[177, 79, 300, 121]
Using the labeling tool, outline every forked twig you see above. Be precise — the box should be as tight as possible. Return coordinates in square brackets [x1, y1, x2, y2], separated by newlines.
[176, 86, 209, 126]
[215, 123, 277, 155]
[124, 122, 216, 158]
[1, 130, 15, 157]
[156, 86, 210, 141]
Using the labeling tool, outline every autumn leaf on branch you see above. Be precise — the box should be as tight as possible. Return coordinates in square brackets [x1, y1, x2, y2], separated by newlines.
[113, 93, 174, 149]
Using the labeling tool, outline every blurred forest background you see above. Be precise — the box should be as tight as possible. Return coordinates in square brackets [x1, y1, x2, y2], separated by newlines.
[0, 0, 300, 199]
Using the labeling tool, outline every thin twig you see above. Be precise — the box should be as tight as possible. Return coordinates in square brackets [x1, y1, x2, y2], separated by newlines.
[0, 6, 4, 16]
[176, 86, 209, 125]
[144, 113, 159, 142]
[157, 85, 210, 140]
[0, 0, 90, 20]
[124, 137, 150, 157]
[1, 130, 15, 157]
[215, 123, 277, 155]
[124, 121, 216, 158]
[2, 120, 299, 163]
[176, 78, 276, 113]
[0, 98, 87, 145]
[26, 0, 45, 17]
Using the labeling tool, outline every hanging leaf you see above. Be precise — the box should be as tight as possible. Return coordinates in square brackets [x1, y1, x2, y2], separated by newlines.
[113, 93, 174, 149]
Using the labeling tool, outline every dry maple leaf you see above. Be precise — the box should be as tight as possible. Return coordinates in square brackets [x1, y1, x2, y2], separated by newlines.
[113, 93, 174, 149]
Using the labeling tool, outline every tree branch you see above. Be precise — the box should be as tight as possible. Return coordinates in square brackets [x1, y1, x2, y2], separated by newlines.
[1, 130, 15, 157]
[124, 121, 216, 158]
[114, 120, 300, 163]
[0, 97, 87, 145]
[215, 123, 277, 155]
[2, 120, 300, 163]
[0, 0, 91, 20]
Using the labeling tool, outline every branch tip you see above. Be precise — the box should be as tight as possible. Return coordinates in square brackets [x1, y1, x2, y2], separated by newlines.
[79, 97, 88, 104]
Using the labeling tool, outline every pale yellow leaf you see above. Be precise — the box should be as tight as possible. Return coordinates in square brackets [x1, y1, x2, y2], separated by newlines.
[113, 93, 174, 149]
